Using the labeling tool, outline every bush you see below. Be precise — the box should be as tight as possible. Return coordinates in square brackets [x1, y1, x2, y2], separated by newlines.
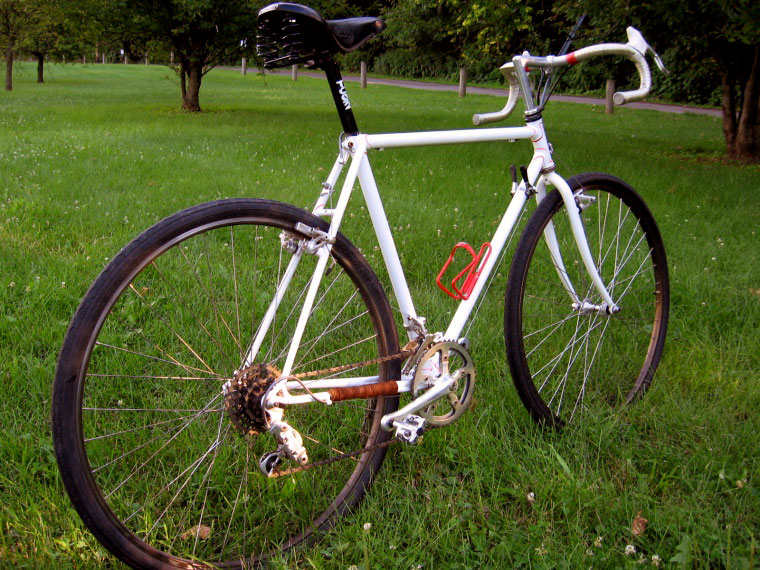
[372, 49, 460, 80]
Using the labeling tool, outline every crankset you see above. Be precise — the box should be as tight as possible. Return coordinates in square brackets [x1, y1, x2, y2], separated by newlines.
[412, 339, 475, 426]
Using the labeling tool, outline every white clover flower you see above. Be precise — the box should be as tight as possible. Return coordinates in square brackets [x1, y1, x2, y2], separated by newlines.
[363, 522, 372, 531]
[719, 470, 726, 480]
[526, 492, 535, 503]
[651, 554, 661, 567]
[625, 544, 636, 556]
[594, 536, 603, 547]
[535, 543, 547, 556]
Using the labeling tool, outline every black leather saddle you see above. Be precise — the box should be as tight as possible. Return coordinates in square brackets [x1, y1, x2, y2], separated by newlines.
[257, 3, 386, 69]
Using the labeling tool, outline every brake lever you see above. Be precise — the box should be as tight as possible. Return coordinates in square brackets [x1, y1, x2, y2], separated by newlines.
[626, 26, 669, 75]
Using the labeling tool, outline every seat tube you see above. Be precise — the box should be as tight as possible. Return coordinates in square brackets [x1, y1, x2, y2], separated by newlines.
[356, 153, 418, 337]
[323, 60, 359, 136]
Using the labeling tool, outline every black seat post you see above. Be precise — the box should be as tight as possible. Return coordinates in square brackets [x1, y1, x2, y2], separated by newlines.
[323, 59, 359, 136]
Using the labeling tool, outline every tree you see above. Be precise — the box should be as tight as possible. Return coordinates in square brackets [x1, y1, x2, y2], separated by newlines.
[567, 0, 760, 161]
[0, 0, 42, 90]
[87, 0, 259, 111]
[21, 3, 80, 83]
[379, 0, 569, 81]
[158, 0, 259, 111]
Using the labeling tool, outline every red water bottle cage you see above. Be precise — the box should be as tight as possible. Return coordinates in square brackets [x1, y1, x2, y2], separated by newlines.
[436, 242, 492, 300]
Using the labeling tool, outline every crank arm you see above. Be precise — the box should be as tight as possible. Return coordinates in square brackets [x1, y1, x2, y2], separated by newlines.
[380, 374, 456, 430]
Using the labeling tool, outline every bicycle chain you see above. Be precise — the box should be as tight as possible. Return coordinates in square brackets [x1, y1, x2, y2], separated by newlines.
[288, 337, 421, 381]
[267, 338, 422, 478]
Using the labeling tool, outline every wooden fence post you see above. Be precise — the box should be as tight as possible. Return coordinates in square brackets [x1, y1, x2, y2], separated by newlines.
[292, 64, 298, 81]
[606, 79, 615, 114]
[242, 57, 247, 75]
[459, 67, 467, 98]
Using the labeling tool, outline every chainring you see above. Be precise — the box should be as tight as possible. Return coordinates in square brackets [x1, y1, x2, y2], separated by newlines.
[412, 340, 475, 426]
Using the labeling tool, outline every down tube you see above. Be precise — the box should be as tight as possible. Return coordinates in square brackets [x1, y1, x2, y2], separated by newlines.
[444, 189, 528, 340]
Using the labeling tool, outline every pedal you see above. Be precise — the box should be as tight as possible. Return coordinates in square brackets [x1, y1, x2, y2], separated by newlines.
[393, 415, 426, 445]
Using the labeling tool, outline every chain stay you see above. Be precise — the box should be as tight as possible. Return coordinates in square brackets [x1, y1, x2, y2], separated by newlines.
[289, 337, 421, 381]
[267, 338, 421, 477]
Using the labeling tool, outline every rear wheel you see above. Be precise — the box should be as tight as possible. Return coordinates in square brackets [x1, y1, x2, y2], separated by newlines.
[505, 173, 669, 426]
[52, 199, 400, 568]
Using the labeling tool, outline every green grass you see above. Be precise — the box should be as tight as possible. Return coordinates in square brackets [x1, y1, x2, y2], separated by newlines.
[1, 61, 759, 568]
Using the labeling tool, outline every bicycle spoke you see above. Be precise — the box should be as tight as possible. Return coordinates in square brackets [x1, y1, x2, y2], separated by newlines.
[56, 201, 399, 566]
[105, 394, 223, 501]
[135, 264, 239, 375]
[508, 175, 667, 425]
[87, 373, 219, 381]
[294, 335, 377, 374]
[175, 243, 243, 365]
[94, 339, 224, 380]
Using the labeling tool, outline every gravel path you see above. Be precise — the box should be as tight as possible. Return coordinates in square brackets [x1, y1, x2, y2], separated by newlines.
[252, 67, 721, 118]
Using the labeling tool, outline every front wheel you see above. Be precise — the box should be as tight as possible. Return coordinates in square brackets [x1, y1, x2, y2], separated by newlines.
[505, 173, 669, 426]
[52, 199, 400, 568]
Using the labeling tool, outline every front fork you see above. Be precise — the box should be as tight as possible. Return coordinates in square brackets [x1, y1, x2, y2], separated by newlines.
[541, 171, 619, 313]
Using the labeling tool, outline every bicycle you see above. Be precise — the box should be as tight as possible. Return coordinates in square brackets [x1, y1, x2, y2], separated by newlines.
[52, 3, 670, 568]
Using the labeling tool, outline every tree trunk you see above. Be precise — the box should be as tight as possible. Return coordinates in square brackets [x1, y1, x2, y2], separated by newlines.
[5, 47, 13, 91]
[720, 72, 737, 154]
[33, 52, 44, 83]
[722, 47, 760, 162]
[182, 61, 203, 112]
[734, 46, 760, 161]
[180, 64, 187, 98]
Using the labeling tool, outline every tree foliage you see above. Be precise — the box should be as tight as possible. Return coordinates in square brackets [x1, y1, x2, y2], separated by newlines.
[76, 0, 259, 111]
[374, 0, 569, 81]
[0, 0, 42, 90]
[6, 0, 758, 159]
[133, 0, 260, 111]
[20, 1, 82, 83]
[566, 0, 759, 160]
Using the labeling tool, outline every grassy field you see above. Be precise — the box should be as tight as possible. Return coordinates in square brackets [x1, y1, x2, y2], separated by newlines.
[1, 61, 759, 568]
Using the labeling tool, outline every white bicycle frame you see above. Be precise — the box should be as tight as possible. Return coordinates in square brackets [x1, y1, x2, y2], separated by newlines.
[244, 26, 663, 423]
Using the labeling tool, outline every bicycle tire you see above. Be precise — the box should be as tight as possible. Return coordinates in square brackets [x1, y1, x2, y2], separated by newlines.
[52, 198, 400, 568]
[505, 173, 669, 426]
